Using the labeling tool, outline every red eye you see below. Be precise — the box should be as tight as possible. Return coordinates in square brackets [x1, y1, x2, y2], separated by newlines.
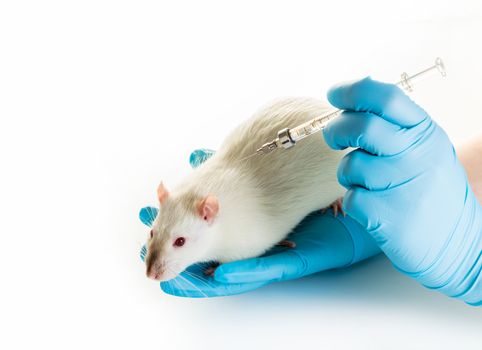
[150, 230, 154, 238]
[174, 237, 185, 247]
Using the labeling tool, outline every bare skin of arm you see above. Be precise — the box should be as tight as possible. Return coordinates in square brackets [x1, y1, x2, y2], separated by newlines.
[458, 134, 482, 205]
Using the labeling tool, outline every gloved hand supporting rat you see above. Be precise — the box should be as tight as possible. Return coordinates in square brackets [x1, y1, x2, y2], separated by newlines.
[140, 149, 381, 297]
[140, 80, 481, 304]
[141, 98, 368, 285]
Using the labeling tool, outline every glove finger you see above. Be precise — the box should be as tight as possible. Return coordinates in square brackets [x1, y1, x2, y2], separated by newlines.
[139, 206, 159, 227]
[189, 149, 216, 168]
[337, 148, 418, 191]
[327, 77, 430, 128]
[323, 111, 427, 156]
[214, 251, 305, 284]
[342, 187, 387, 243]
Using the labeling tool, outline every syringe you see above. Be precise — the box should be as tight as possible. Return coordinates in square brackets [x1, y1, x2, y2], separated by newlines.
[256, 57, 446, 156]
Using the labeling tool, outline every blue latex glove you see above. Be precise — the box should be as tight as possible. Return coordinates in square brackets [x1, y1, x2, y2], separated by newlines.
[323, 77, 482, 305]
[139, 149, 381, 297]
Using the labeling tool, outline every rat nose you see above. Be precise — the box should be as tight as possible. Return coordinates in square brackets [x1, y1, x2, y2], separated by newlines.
[146, 269, 165, 281]
[146, 254, 166, 281]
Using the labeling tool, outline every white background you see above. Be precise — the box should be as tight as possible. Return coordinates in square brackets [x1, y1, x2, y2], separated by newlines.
[1, 1, 481, 349]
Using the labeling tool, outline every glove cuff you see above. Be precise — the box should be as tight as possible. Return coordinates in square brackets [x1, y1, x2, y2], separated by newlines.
[413, 187, 482, 306]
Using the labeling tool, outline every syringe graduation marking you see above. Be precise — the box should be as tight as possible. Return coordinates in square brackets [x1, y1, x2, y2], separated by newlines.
[291, 110, 341, 140]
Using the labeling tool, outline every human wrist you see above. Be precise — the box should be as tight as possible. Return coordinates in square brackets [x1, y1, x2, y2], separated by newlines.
[410, 188, 482, 305]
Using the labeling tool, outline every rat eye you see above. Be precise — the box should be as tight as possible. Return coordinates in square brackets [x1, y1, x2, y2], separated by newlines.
[173, 237, 185, 247]
[150, 230, 154, 238]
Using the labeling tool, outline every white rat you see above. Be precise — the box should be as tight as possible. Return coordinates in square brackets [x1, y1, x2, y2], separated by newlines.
[145, 97, 346, 281]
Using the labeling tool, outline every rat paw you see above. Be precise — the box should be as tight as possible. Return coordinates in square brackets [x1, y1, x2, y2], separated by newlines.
[203, 262, 220, 276]
[277, 240, 296, 248]
[321, 197, 345, 217]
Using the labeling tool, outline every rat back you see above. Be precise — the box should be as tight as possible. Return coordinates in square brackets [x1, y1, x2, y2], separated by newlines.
[214, 98, 346, 243]
[171, 97, 347, 263]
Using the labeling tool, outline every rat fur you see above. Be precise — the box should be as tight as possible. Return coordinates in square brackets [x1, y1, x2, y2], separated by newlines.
[145, 97, 346, 281]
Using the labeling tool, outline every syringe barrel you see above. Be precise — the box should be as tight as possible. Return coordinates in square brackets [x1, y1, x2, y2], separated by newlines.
[287, 109, 341, 145]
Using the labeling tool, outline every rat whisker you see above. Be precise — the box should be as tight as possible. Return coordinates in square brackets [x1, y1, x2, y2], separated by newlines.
[177, 275, 207, 297]
[170, 269, 208, 298]
[163, 268, 183, 295]
[171, 275, 201, 298]
[184, 263, 213, 277]
[168, 277, 186, 298]
[150, 210, 157, 222]
[163, 280, 174, 295]
[183, 270, 216, 290]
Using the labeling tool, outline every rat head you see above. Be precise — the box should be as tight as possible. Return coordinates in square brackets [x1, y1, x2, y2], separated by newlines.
[145, 182, 219, 281]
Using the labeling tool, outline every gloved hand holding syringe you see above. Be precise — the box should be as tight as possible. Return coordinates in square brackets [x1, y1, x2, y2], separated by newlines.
[140, 56, 481, 304]
[256, 57, 446, 155]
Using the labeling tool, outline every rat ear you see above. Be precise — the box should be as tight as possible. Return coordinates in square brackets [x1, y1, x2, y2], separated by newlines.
[197, 195, 219, 225]
[157, 182, 169, 204]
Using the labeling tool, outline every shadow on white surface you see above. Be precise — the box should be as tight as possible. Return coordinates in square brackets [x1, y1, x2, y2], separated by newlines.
[197, 254, 482, 321]
[146, 253, 481, 349]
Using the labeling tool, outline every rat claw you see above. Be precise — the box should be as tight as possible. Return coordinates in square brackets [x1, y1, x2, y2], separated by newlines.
[322, 197, 345, 217]
[277, 240, 296, 248]
[331, 197, 344, 217]
[204, 262, 220, 276]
